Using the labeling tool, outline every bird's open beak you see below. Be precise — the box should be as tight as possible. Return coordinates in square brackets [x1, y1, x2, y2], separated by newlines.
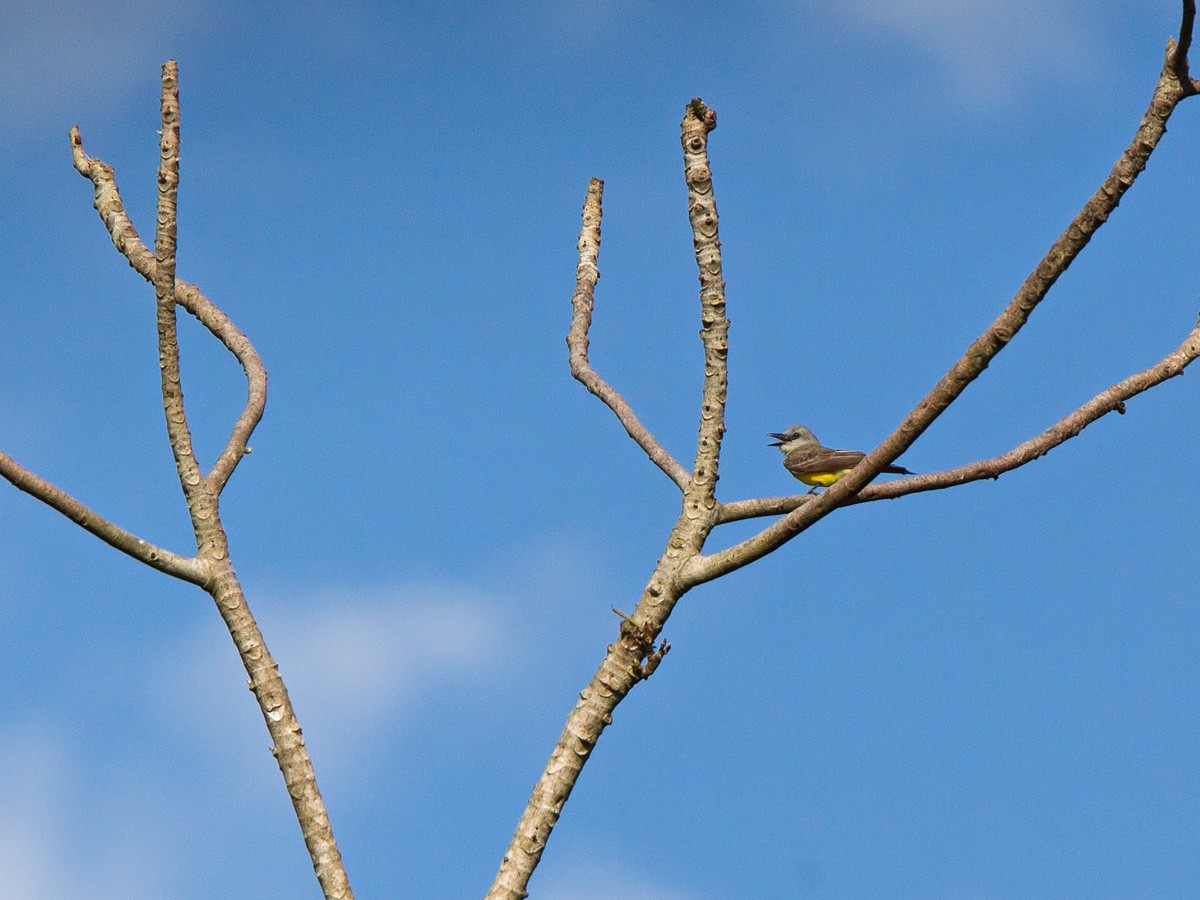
[768, 433, 786, 446]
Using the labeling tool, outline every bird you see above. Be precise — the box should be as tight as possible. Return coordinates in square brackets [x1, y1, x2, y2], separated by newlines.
[769, 424, 913, 489]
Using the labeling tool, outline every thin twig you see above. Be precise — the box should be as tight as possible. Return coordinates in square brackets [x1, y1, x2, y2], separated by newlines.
[567, 178, 692, 490]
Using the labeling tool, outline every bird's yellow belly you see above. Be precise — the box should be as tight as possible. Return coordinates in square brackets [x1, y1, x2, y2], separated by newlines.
[796, 469, 852, 487]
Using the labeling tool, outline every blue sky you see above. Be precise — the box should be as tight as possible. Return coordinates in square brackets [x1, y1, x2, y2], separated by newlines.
[2, 1, 1199, 897]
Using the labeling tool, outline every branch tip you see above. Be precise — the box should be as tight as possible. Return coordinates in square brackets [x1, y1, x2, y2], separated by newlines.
[1169, 0, 1197, 88]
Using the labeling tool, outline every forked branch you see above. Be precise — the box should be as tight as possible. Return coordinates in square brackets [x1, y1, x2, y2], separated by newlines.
[489, 99, 729, 900]
[3, 62, 352, 899]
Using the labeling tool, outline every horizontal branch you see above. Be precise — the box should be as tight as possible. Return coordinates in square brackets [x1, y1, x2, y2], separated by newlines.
[0, 451, 207, 584]
[567, 178, 692, 491]
[695, 313, 1200, 580]
[70, 127, 266, 494]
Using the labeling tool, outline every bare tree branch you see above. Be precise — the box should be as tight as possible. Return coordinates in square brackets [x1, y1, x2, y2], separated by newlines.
[0, 451, 208, 583]
[681, 98, 729, 515]
[567, 178, 692, 490]
[153, 63, 207, 523]
[146, 62, 353, 900]
[864, 316, 1200, 497]
[70, 129, 265, 494]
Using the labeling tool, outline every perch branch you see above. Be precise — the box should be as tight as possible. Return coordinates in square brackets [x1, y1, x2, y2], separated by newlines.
[858, 315, 1200, 499]
[567, 178, 692, 490]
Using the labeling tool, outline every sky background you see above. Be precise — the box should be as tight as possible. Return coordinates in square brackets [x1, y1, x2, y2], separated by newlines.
[2, 1, 1199, 897]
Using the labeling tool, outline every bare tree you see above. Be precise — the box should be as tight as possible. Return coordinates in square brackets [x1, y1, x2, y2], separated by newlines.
[0, 64, 352, 899]
[2, 6, 1197, 899]
[487, 5, 1200, 897]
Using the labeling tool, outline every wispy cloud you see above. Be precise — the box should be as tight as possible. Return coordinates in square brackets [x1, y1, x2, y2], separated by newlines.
[156, 580, 506, 771]
[264, 583, 505, 741]
[0, 729, 168, 899]
[536, 850, 699, 900]
[830, 0, 1101, 105]
[0, 0, 220, 132]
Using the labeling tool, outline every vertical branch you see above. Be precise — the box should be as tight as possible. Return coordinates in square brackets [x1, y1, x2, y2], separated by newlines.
[680, 99, 728, 518]
[153, 61, 214, 556]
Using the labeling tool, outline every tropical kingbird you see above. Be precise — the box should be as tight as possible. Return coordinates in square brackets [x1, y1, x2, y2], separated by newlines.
[769, 424, 913, 488]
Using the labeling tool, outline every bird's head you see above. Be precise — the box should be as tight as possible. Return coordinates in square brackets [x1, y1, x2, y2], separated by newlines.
[768, 424, 819, 453]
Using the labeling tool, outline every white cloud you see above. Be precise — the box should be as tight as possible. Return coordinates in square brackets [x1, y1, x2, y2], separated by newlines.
[0, 729, 168, 899]
[265, 583, 505, 738]
[536, 850, 698, 900]
[0, 0, 220, 132]
[157, 580, 506, 771]
[831, 0, 1101, 104]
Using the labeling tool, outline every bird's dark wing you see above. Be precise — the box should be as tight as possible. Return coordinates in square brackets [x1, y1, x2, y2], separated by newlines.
[784, 449, 865, 476]
[785, 449, 913, 477]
